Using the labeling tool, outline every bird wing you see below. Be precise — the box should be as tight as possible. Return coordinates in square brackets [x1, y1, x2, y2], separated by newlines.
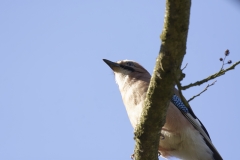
[171, 94, 223, 160]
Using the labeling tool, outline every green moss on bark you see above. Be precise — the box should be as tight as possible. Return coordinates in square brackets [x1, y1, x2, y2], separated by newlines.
[133, 0, 191, 160]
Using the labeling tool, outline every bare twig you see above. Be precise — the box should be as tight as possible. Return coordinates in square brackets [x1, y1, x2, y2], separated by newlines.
[220, 56, 227, 71]
[174, 75, 191, 109]
[188, 80, 217, 102]
[182, 63, 188, 71]
[220, 49, 231, 70]
[181, 61, 240, 90]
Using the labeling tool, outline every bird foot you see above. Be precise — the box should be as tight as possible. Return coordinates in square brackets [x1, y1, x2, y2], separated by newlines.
[130, 154, 134, 159]
[130, 152, 161, 159]
[160, 133, 165, 140]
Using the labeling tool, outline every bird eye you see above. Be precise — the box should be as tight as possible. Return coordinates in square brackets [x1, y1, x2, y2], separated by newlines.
[126, 62, 134, 67]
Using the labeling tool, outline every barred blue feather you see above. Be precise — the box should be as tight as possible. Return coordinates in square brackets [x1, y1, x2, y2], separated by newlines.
[171, 94, 189, 113]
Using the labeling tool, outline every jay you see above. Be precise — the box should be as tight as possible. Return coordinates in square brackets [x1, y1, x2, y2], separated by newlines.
[103, 59, 223, 160]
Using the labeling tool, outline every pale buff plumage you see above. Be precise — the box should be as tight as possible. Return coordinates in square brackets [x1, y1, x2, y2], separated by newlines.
[103, 59, 222, 160]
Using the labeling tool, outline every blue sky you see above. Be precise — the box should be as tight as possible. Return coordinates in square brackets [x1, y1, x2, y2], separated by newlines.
[0, 1, 240, 160]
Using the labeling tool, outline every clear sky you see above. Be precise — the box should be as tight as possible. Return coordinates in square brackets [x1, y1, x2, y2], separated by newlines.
[0, 1, 240, 160]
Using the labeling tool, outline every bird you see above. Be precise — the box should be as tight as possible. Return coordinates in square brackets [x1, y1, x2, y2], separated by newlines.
[103, 59, 223, 160]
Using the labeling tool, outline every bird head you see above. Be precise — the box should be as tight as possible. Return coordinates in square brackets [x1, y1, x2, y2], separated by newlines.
[103, 59, 151, 87]
[103, 59, 151, 127]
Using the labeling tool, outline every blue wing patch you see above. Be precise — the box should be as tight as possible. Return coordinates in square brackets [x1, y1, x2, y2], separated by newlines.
[171, 94, 189, 113]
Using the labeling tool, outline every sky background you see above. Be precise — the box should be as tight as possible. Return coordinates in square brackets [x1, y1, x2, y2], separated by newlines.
[1, 1, 240, 160]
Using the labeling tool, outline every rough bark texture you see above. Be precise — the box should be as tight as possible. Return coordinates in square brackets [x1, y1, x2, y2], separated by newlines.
[133, 0, 191, 160]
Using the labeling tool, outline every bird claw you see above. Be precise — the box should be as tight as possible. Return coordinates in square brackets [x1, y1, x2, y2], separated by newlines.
[130, 153, 134, 159]
[130, 151, 161, 159]
[160, 133, 165, 140]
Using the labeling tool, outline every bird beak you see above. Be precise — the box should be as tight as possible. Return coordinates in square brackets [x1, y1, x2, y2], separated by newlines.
[103, 59, 120, 71]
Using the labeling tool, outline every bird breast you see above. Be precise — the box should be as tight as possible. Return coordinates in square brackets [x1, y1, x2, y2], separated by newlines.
[118, 77, 149, 128]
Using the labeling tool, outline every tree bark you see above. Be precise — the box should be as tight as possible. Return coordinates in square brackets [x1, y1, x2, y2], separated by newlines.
[133, 0, 191, 160]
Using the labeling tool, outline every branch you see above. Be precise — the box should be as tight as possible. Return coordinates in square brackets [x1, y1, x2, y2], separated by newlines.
[182, 63, 188, 71]
[181, 61, 240, 90]
[188, 80, 217, 102]
[133, 0, 191, 159]
[174, 75, 191, 109]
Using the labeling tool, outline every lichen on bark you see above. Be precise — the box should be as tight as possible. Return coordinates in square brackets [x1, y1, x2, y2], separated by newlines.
[133, 0, 191, 160]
